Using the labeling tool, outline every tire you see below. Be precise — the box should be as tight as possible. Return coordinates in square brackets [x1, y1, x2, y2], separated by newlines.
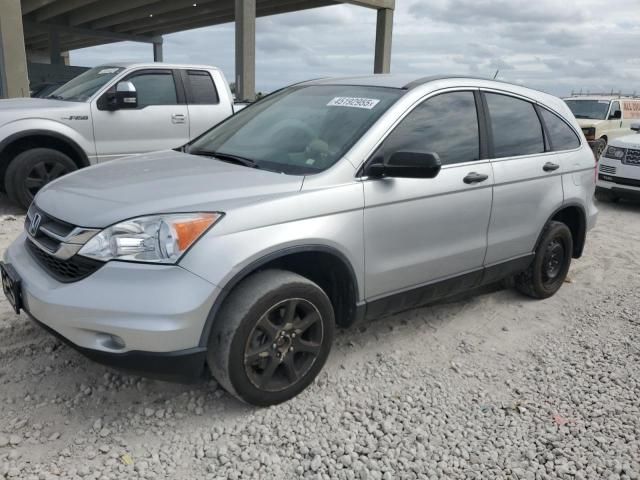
[594, 137, 607, 159]
[207, 269, 335, 406]
[4, 148, 77, 209]
[515, 221, 573, 299]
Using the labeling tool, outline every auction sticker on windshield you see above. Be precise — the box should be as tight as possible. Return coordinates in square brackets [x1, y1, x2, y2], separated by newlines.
[327, 97, 381, 109]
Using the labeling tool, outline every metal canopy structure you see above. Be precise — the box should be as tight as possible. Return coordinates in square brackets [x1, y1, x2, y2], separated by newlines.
[0, 0, 395, 99]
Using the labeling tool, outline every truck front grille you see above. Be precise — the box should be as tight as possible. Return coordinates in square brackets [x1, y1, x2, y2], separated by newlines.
[624, 148, 640, 166]
[599, 164, 617, 175]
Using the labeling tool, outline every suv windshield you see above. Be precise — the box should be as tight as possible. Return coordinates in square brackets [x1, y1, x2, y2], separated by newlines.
[47, 66, 124, 102]
[565, 99, 611, 120]
[188, 85, 403, 174]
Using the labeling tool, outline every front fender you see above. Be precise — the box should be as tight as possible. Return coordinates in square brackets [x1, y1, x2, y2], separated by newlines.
[0, 118, 96, 162]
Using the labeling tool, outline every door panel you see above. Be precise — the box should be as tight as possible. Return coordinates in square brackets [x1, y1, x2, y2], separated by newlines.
[485, 156, 563, 264]
[482, 91, 564, 265]
[91, 69, 189, 161]
[182, 69, 233, 138]
[364, 163, 494, 299]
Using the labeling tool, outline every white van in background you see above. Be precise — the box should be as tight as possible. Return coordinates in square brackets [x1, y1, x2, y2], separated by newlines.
[564, 94, 640, 157]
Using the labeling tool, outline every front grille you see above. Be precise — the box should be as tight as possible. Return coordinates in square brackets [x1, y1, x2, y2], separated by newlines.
[624, 148, 640, 166]
[26, 239, 102, 283]
[599, 164, 617, 175]
[24, 205, 102, 283]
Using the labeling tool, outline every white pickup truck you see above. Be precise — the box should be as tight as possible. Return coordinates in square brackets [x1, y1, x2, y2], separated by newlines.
[0, 62, 237, 208]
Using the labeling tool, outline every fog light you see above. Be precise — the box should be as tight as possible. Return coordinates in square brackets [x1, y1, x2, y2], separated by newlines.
[97, 333, 126, 350]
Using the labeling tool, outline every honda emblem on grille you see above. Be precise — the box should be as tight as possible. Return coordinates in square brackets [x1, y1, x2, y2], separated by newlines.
[29, 213, 42, 236]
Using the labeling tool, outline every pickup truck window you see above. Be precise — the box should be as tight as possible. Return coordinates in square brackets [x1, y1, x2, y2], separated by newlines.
[127, 71, 178, 107]
[47, 66, 124, 102]
[188, 85, 403, 175]
[186, 70, 219, 104]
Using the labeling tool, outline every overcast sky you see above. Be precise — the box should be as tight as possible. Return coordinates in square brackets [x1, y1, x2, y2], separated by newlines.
[70, 0, 640, 97]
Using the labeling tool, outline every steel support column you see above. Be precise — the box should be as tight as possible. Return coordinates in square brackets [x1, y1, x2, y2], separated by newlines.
[235, 0, 256, 102]
[153, 37, 164, 62]
[49, 29, 63, 64]
[374, 7, 393, 74]
[0, 0, 30, 98]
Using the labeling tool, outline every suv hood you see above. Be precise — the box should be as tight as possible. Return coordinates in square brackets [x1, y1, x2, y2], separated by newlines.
[576, 119, 605, 128]
[609, 133, 640, 149]
[36, 150, 304, 228]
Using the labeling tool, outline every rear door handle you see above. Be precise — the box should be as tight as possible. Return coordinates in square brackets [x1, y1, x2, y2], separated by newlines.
[463, 172, 489, 184]
[171, 113, 186, 124]
[543, 162, 560, 172]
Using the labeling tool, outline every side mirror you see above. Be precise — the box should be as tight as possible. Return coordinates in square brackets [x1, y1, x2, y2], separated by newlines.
[104, 81, 137, 110]
[631, 122, 640, 132]
[367, 151, 442, 179]
[609, 110, 622, 120]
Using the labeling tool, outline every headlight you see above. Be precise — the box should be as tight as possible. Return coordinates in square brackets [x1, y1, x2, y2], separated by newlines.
[78, 213, 222, 264]
[604, 145, 626, 160]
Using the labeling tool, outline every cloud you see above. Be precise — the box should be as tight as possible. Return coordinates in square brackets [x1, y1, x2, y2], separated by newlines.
[70, 0, 640, 97]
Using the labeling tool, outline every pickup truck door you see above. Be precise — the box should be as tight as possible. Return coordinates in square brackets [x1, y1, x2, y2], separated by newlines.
[180, 69, 234, 138]
[91, 69, 189, 162]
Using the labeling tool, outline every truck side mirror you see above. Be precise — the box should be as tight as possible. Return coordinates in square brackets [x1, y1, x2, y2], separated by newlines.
[103, 81, 137, 110]
[631, 122, 640, 132]
[609, 109, 622, 120]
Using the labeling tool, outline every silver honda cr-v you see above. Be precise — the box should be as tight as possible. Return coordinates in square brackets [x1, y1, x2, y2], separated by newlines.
[1, 75, 597, 405]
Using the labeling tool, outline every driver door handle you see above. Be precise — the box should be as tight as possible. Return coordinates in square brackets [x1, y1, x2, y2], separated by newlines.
[463, 172, 489, 184]
[171, 113, 186, 124]
[543, 162, 560, 172]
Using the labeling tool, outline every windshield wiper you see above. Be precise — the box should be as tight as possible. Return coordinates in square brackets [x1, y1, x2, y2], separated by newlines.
[47, 94, 64, 100]
[189, 150, 259, 169]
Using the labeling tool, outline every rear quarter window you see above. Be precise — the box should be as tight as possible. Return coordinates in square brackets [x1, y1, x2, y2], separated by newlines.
[185, 70, 219, 105]
[540, 108, 581, 151]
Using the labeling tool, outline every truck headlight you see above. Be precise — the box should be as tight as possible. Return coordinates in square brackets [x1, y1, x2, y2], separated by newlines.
[603, 145, 626, 160]
[78, 213, 222, 264]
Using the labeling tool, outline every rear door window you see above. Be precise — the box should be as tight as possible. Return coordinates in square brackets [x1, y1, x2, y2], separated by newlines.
[185, 70, 219, 105]
[485, 93, 545, 158]
[540, 108, 580, 151]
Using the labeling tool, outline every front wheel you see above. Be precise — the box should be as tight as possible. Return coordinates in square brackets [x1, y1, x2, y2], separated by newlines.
[4, 148, 77, 209]
[207, 270, 335, 406]
[515, 221, 573, 299]
[594, 137, 607, 159]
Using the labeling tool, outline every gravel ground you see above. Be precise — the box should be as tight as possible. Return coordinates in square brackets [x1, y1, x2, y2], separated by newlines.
[0, 194, 639, 480]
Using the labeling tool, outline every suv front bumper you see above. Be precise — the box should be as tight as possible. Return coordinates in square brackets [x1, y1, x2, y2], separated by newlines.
[3, 233, 220, 380]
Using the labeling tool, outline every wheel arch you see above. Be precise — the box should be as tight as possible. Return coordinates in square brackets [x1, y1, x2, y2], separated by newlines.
[538, 203, 587, 258]
[0, 130, 90, 188]
[199, 245, 361, 347]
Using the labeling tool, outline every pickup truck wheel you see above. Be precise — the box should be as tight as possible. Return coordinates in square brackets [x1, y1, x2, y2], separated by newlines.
[207, 269, 335, 406]
[5, 148, 77, 209]
[594, 138, 607, 158]
[515, 221, 573, 299]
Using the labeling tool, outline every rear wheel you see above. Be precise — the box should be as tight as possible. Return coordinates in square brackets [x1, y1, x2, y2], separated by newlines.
[4, 148, 77, 209]
[515, 221, 573, 299]
[207, 269, 335, 406]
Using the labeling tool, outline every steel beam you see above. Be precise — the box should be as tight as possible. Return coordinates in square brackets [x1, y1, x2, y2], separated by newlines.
[20, 0, 56, 14]
[374, 7, 393, 73]
[342, 0, 395, 8]
[68, 0, 158, 26]
[48, 28, 63, 64]
[34, 0, 100, 21]
[23, 20, 157, 43]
